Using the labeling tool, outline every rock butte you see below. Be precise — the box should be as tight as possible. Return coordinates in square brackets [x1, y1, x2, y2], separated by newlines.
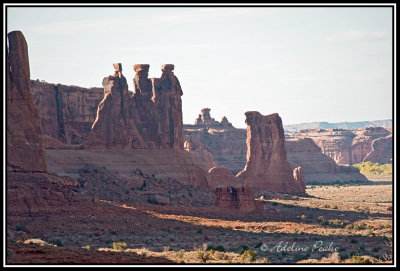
[236, 111, 305, 194]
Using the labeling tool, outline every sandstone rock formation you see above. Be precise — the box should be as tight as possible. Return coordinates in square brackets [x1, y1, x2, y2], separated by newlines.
[86, 64, 184, 149]
[289, 127, 392, 165]
[192, 108, 233, 128]
[85, 64, 145, 148]
[7, 31, 46, 172]
[215, 185, 263, 213]
[208, 166, 242, 189]
[292, 167, 306, 189]
[30, 80, 103, 146]
[236, 112, 305, 193]
[184, 135, 216, 170]
[285, 137, 367, 184]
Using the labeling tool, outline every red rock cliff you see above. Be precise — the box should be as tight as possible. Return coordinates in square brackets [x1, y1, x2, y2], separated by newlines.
[236, 112, 305, 193]
[7, 31, 46, 172]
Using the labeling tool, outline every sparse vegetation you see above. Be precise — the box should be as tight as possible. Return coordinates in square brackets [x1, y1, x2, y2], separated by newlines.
[241, 250, 257, 262]
[349, 255, 372, 264]
[353, 162, 392, 175]
[113, 241, 127, 251]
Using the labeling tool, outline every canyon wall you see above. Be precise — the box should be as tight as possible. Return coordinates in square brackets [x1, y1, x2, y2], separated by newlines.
[30, 81, 103, 146]
[7, 31, 47, 172]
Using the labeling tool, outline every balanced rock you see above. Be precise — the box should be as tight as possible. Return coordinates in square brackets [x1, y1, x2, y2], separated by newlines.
[236, 112, 305, 193]
[7, 31, 46, 172]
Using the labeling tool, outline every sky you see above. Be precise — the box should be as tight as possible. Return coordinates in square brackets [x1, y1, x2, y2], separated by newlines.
[6, 5, 394, 128]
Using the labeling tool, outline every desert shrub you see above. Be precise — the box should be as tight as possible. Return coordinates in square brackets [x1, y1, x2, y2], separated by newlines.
[15, 224, 27, 232]
[329, 219, 347, 226]
[241, 250, 257, 262]
[324, 252, 341, 263]
[353, 222, 367, 230]
[113, 241, 127, 251]
[82, 245, 91, 250]
[349, 255, 372, 264]
[197, 228, 203, 235]
[48, 238, 63, 247]
[350, 239, 358, 244]
[297, 214, 307, 221]
[163, 246, 171, 252]
[323, 204, 330, 208]
[196, 249, 212, 263]
[176, 249, 185, 260]
[332, 205, 338, 209]
[238, 245, 249, 253]
[214, 245, 225, 252]
[372, 247, 380, 253]
[214, 251, 229, 260]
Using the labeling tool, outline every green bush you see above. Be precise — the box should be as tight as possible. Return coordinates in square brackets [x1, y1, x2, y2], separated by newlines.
[241, 250, 257, 262]
[349, 255, 372, 264]
[113, 241, 127, 251]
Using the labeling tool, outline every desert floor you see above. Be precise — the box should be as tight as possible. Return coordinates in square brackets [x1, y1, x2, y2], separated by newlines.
[7, 178, 393, 264]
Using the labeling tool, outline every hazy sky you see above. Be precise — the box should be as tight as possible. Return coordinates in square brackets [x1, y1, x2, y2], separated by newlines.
[6, 5, 393, 128]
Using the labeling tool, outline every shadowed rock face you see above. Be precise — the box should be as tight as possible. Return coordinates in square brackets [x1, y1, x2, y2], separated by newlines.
[7, 31, 46, 172]
[236, 112, 305, 193]
[215, 185, 263, 213]
[86, 64, 184, 149]
[30, 81, 103, 146]
[85, 65, 144, 148]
